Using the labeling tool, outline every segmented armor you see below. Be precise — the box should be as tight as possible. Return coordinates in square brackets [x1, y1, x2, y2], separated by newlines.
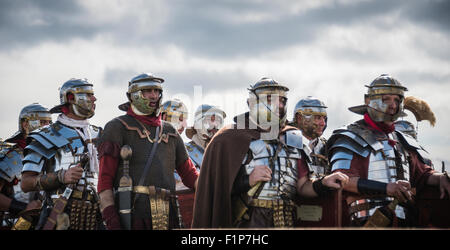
[22, 119, 102, 230]
[328, 120, 430, 221]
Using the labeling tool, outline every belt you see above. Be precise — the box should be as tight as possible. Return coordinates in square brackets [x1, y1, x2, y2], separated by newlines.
[53, 190, 96, 202]
[133, 186, 172, 199]
[249, 199, 294, 209]
[133, 185, 171, 230]
[348, 200, 390, 215]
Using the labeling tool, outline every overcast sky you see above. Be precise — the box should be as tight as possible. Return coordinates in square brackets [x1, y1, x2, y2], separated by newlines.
[0, 0, 449, 170]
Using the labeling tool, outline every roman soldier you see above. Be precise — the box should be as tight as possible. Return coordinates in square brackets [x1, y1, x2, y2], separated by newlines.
[192, 77, 348, 228]
[292, 96, 329, 178]
[327, 74, 450, 227]
[185, 104, 226, 172]
[97, 73, 199, 230]
[161, 98, 189, 135]
[20, 78, 103, 230]
[0, 103, 51, 229]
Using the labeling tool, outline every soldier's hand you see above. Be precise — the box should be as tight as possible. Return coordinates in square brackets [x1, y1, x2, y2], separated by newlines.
[25, 200, 42, 211]
[322, 172, 349, 189]
[387, 180, 413, 203]
[64, 164, 83, 184]
[249, 165, 272, 187]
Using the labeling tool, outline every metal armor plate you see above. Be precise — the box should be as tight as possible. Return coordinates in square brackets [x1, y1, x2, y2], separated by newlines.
[244, 135, 301, 201]
[0, 144, 23, 182]
[185, 141, 204, 169]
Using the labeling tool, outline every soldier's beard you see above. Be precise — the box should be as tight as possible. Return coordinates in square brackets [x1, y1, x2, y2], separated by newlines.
[299, 120, 321, 139]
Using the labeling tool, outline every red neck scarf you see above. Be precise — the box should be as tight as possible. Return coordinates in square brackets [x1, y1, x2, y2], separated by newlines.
[15, 137, 27, 150]
[127, 106, 161, 127]
[364, 113, 397, 147]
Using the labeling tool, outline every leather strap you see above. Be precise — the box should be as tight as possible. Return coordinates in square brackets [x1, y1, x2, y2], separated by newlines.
[42, 198, 67, 230]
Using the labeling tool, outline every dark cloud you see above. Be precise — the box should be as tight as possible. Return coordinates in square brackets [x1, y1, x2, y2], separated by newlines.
[0, 0, 99, 49]
[403, 0, 450, 32]
[1, 0, 449, 58]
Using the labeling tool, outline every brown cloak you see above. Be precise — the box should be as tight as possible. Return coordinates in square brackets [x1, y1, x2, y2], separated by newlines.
[192, 113, 297, 228]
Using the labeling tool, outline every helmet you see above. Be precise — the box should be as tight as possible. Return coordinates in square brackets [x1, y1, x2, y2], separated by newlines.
[349, 74, 407, 122]
[293, 96, 327, 139]
[394, 120, 417, 140]
[124, 73, 164, 116]
[161, 99, 188, 133]
[247, 77, 289, 127]
[50, 78, 96, 119]
[6, 103, 52, 143]
[18, 103, 52, 133]
[186, 104, 226, 141]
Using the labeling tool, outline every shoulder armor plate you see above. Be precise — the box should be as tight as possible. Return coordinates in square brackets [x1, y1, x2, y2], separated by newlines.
[0, 148, 23, 182]
[395, 131, 431, 164]
[185, 141, 204, 167]
[285, 129, 303, 150]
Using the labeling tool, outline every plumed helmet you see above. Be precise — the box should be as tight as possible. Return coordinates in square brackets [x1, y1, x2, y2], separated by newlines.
[121, 73, 164, 116]
[50, 78, 95, 119]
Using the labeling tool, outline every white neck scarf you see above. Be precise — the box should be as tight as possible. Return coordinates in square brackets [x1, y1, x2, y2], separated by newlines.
[57, 114, 99, 173]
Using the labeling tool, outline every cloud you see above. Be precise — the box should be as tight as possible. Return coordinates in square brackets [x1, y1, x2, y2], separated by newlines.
[1, 0, 448, 58]
[0, 0, 449, 167]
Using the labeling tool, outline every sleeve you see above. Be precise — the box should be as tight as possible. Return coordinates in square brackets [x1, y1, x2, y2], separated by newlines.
[331, 153, 369, 179]
[176, 158, 198, 189]
[408, 150, 435, 191]
[174, 133, 189, 167]
[97, 120, 123, 193]
[297, 156, 310, 180]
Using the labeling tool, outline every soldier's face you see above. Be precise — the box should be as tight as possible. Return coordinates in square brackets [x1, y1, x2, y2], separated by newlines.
[178, 114, 187, 134]
[266, 95, 287, 118]
[296, 114, 326, 139]
[382, 94, 400, 115]
[142, 89, 160, 107]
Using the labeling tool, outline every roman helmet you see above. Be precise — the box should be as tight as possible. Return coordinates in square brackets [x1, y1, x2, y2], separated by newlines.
[247, 77, 289, 127]
[293, 96, 327, 139]
[6, 103, 52, 143]
[50, 78, 96, 119]
[119, 73, 164, 116]
[349, 74, 407, 122]
[161, 98, 188, 133]
[186, 104, 226, 142]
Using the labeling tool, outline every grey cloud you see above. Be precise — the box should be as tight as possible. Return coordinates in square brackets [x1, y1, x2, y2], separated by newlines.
[0, 0, 99, 49]
[2, 0, 449, 58]
[102, 66, 254, 95]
